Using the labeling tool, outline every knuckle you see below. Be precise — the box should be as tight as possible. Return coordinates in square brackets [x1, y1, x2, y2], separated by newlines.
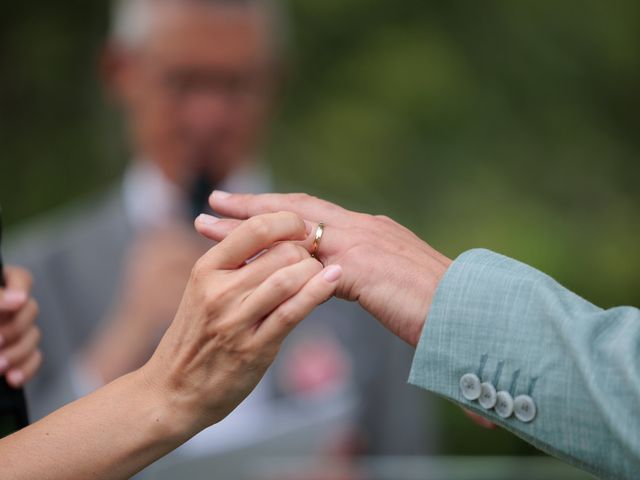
[278, 243, 305, 264]
[190, 258, 208, 283]
[375, 214, 394, 225]
[270, 272, 294, 294]
[275, 307, 298, 328]
[248, 216, 271, 240]
[292, 193, 310, 203]
[359, 212, 377, 224]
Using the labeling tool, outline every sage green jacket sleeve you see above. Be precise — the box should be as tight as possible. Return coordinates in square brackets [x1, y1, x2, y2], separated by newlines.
[409, 249, 639, 480]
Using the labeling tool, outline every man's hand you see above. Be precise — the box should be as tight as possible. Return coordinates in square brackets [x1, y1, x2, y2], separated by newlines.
[0, 267, 42, 388]
[195, 192, 452, 347]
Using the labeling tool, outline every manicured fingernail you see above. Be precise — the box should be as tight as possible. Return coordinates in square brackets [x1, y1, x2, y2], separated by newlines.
[212, 190, 231, 200]
[197, 214, 220, 226]
[0, 357, 8, 373]
[323, 265, 343, 283]
[2, 290, 27, 306]
[7, 370, 24, 387]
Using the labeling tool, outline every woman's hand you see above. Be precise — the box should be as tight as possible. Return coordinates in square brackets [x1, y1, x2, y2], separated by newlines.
[0, 267, 42, 388]
[195, 192, 452, 347]
[142, 211, 342, 436]
[0, 213, 341, 480]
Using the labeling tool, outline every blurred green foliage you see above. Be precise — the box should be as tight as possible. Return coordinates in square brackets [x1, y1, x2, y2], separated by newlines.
[0, 0, 638, 457]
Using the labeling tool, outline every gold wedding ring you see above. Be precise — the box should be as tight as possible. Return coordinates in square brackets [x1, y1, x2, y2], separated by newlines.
[311, 223, 325, 260]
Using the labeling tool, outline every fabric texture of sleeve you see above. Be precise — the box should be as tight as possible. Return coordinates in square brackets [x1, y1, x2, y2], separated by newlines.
[409, 248, 640, 480]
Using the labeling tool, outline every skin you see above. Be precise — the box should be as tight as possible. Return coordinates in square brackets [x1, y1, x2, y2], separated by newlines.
[0, 267, 42, 387]
[197, 191, 453, 347]
[87, 1, 281, 384]
[0, 212, 342, 479]
[197, 192, 495, 430]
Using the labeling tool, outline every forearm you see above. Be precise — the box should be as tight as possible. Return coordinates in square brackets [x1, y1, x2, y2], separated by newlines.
[409, 249, 640, 479]
[0, 369, 189, 480]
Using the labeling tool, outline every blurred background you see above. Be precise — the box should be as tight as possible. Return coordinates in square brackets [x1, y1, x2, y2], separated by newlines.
[0, 0, 638, 477]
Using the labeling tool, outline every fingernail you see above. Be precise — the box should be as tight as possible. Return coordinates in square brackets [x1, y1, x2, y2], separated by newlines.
[7, 370, 24, 387]
[212, 190, 231, 200]
[2, 290, 27, 306]
[197, 214, 220, 226]
[323, 265, 343, 283]
[303, 220, 314, 235]
[0, 357, 8, 373]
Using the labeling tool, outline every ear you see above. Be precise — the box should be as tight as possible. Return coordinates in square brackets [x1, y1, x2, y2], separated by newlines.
[99, 43, 137, 107]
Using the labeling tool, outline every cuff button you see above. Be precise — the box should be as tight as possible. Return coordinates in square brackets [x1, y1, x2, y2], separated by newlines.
[495, 391, 514, 418]
[514, 395, 537, 423]
[479, 382, 497, 409]
[460, 373, 482, 400]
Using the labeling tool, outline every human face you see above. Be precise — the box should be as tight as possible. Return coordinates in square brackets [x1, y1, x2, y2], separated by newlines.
[109, 4, 277, 187]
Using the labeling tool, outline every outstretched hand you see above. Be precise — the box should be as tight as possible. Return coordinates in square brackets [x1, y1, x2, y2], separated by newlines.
[195, 192, 452, 347]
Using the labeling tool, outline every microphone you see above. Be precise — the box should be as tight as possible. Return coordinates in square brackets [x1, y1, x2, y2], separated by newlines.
[189, 174, 216, 220]
[0, 205, 30, 437]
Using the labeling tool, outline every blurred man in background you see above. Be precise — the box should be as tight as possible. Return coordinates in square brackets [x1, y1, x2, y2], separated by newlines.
[9, 0, 437, 476]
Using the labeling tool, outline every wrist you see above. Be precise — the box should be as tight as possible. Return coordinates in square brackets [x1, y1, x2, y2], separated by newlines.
[136, 355, 205, 442]
[128, 366, 198, 446]
[411, 256, 452, 347]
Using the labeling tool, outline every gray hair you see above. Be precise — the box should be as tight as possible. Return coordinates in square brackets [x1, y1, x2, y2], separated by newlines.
[110, 0, 290, 56]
